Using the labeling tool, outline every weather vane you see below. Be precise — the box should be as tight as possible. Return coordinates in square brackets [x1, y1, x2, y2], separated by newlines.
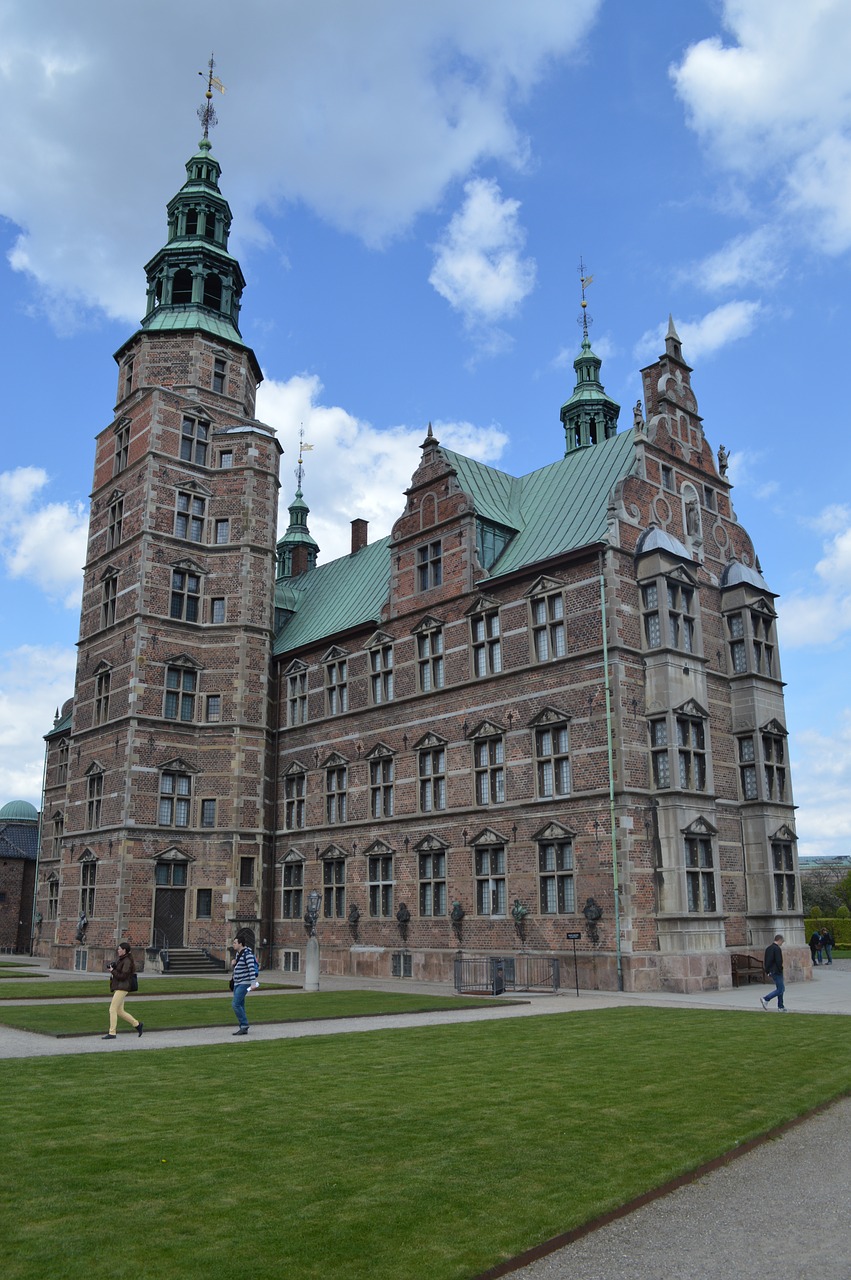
[578, 258, 593, 340]
[295, 426, 313, 490]
[197, 53, 226, 139]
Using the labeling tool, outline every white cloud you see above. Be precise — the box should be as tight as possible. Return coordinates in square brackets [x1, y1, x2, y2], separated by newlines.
[0, 0, 599, 326]
[778, 504, 851, 647]
[792, 711, 851, 857]
[257, 372, 509, 562]
[634, 301, 762, 364]
[0, 645, 77, 809]
[0, 468, 88, 607]
[429, 177, 537, 343]
[672, 0, 851, 253]
[686, 227, 785, 293]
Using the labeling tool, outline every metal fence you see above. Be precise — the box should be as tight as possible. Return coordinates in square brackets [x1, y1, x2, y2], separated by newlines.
[454, 954, 560, 995]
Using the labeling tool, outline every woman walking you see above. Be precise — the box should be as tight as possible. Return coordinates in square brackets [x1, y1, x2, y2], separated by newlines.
[102, 942, 144, 1041]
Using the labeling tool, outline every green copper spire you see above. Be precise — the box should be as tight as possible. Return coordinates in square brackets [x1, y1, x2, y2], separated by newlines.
[559, 266, 620, 453]
[140, 136, 246, 343]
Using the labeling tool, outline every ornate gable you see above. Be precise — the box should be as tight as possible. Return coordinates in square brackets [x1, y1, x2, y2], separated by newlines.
[321, 644, 350, 663]
[283, 658, 309, 676]
[163, 652, 203, 670]
[363, 838, 395, 858]
[469, 826, 509, 846]
[322, 751, 348, 768]
[278, 847, 306, 865]
[413, 731, 447, 751]
[761, 718, 787, 736]
[464, 593, 499, 617]
[467, 719, 505, 739]
[770, 823, 797, 842]
[414, 833, 449, 853]
[367, 630, 394, 648]
[525, 575, 564, 598]
[319, 843, 349, 860]
[152, 845, 194, 863]
[673, 698, 709, 719]
[412, 614, 445, 635]
[532, 820, 576, 842]
[283, 760, 309, 776]
[529, 706, 572, 727]
[681, 815, 718, 837]
[364, 741, 395, 760]
[157, 756, 199, 775]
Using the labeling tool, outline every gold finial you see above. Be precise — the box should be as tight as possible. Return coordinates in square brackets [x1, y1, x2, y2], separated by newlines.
[197, 54, 226, 139]
[296, 425, 314, 490]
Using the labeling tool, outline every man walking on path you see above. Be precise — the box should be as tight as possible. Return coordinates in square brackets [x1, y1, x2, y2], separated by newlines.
[230, 932, 260, 1036]
[761, 934, 786, 1012]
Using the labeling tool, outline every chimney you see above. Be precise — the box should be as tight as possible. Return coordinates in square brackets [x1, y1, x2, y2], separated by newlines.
[351, 518, 368, 554]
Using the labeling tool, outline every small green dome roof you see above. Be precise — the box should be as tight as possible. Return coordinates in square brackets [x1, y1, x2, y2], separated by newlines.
[0, 800, 38, 821]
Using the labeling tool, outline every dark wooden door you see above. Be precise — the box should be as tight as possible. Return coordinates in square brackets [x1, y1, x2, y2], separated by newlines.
[153, 889, 185, 947]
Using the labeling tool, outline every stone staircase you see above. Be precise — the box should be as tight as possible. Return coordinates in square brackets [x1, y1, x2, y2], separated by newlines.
[162, 947, 226, 976]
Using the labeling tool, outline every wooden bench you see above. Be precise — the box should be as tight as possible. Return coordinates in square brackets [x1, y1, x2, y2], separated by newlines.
[730, 953, 767, 987]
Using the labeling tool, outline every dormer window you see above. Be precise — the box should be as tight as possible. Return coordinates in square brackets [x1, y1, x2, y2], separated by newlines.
[212, 357, 226, 393]
[417, 540, 442, 591]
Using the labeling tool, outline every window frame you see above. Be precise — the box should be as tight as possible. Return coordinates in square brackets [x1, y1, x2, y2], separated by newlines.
[471, 609, 502, 677]
[538, 839, 575, 914]
[368, 852, 394, 918]
[417, 540, 443, 591]
[474, 845, 507, 917]
[531, 590, 565, 662]
[418, 849, 447, 917]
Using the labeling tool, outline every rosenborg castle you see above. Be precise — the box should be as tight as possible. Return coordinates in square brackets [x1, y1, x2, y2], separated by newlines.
[32, 132, 807, 992]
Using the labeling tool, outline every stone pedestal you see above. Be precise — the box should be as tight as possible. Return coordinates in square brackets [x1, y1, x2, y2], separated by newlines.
[304, 934, 320, 992]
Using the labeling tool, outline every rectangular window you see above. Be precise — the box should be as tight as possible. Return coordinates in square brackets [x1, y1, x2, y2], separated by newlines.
[123, 358, 134, 399]
[102, 575, 117, 628]
[323, 858, 346, 918]
[94, 671, 110, 726]
[474, 737, 505, 805]
[159, 771, 191, 827]
[212, 357, 226, 394]
[739, 736, 758, 800]
[57, 739, 69, 786]
[206, 694, 221, 723]
[175, 491, 205, 541]
[668, 583, 695, 653]
[170, 570, 200, 622]
[419, 746, 446, 812]
[475, 846, 506, 916]
[107, 497, 124, 551]
[180, 416, 209, 466]
[200, 799, 216, 828]
[417, 540, 442, 591]
[471, 610, 502, 677]
[370, 757, 394, 818]
[642, 583, 661, 649]
[369, 644, 394, 704]
[535, 724, 570, 797]
[368, 853, 394, 918]
[287, 671, 308, 726]
[239, 857, 255, 888]
[326, 765, 348, 824]
[285, 773, 306, 830]
[417, 628, 444, 692]
[650, 719, 670, 788]
[539, 840, 575, 913]
[728, 612, 747, 674]
[685, 837, 717, 912]
[282, 862, 304, 918]
[282, 950, 301, 973]
[677, 716, 706, 791]
[532, 592, 565, 661]
[80, 860, 97, 916]
[219, 450, 233, 469]
[214, 518, 230, 545]
[114, 423, 129, 475]
[87, 774, 103, 829]
[419, 850, 447, 917]
[47, 878, 59, 921]
[763, 732, 787, 800]
[661, 464, 673, 492]
[211, 597, 226, 624]
[164, 666, 197, 721]
[772, 841, 796, 910]
[326, 660, 348, 715]
[752, 611, 775, 676]
[703, 486, 716, 511]
[196, 888, 213, 918]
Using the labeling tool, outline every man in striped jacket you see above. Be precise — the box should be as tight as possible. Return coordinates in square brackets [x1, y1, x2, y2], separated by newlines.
[231, 931, 260, 1035]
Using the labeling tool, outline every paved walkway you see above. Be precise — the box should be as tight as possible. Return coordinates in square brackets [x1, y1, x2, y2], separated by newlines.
[3, 957, 850, 1279]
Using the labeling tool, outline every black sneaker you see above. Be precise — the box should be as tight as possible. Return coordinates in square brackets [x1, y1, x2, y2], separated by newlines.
[232, 1027, 249, 1036]
[101, 1034, 116, 1040]
[136, 1022, 144, 1037]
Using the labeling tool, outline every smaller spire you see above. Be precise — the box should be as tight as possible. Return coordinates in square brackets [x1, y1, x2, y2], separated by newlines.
[197, 53, 226, 140]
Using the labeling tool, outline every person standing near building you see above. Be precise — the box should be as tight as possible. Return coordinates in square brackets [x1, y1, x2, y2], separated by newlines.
[102, 942, 143, 1040]
[760, 935, 787, 1012]
[820, 926, 835, 965]
[230, 932, 260, 1036]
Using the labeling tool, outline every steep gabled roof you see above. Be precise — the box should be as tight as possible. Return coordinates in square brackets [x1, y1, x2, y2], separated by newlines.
[273, 429, 637, 657]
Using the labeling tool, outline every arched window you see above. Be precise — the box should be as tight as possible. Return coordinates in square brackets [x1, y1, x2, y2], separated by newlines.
[172, 269, 193, 305]
[203, 274, 222, 310]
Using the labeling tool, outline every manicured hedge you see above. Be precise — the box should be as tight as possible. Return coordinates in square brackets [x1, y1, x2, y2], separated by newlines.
[803, 914, 851, 945]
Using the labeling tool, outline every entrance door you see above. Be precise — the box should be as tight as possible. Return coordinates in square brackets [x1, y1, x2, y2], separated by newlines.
[153, 889, 185, 948]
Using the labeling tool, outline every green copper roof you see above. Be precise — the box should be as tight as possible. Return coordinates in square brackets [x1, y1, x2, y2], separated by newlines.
[141, 306, 243, 342]
[274, 536, 392, 655]
[0, 800, 38, 822]
[273, 430, 638, 657]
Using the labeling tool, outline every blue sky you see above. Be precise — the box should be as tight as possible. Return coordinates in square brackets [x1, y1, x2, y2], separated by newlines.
[1, 0, 850, 856]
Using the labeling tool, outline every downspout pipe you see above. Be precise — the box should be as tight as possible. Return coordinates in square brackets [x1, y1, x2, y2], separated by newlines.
[599, 551, 624, 991]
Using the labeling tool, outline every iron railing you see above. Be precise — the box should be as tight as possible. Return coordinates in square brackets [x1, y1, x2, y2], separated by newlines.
[454, 954, 560, 996]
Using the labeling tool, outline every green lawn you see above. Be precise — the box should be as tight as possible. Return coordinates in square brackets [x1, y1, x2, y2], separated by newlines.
[0, 975, 296, 1000]
[4, 1007, 851, 1280]
[0, 989, 500, 1035]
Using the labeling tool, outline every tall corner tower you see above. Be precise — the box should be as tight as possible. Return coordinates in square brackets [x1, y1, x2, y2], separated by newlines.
[45, 120, 282, 970]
